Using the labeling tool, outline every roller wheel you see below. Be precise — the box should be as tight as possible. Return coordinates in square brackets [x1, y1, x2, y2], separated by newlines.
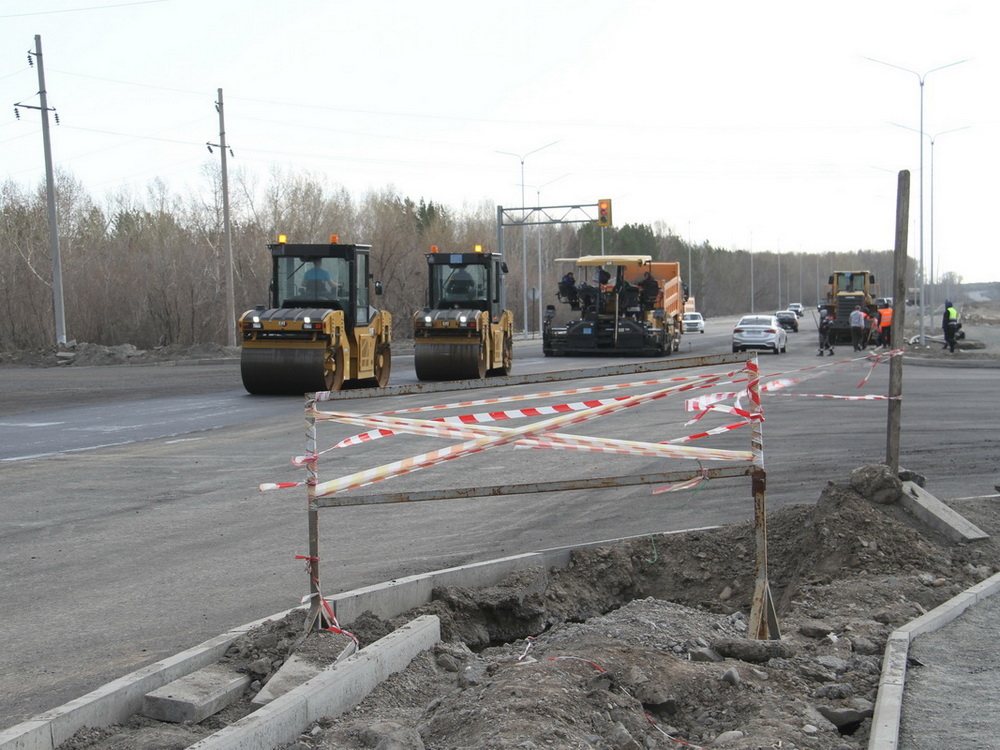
[372, 342, 392, 387]
[323, 347, 345, 391]
[414, 342, 486, 381]
[497, 336, 513, 376]
[242, 346, 328, 395]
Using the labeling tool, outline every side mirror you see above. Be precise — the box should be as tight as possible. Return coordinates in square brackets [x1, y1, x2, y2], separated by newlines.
[374, 281, 383, 296]
[501, 262, 509, 274]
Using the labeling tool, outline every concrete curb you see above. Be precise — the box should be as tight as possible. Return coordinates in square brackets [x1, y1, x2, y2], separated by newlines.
[868, 571, 1000, 750]
[0, 528, 709, 750]
[185, 615, 441, 750]
[898, 481, 989, 543]
[903, 354, 1000, 369]
[0, 611, 283, 750]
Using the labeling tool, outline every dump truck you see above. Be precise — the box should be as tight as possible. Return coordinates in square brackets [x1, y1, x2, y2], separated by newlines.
[820, 270, 879, 344]
[413, 245, 514, 380]
[544, 255, 685, 356]
[238, 235, 392, 395]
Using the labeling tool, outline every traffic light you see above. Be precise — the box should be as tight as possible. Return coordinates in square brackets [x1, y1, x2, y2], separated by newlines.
[596, 199, 612, 227]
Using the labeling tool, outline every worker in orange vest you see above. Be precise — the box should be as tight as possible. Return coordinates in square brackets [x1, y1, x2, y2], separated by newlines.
[877, 303, 893, 348]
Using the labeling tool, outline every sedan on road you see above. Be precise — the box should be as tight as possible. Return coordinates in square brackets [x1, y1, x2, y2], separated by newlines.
[775, 310, 799, 333]
[682, 312, 705, 334]
[732, 314, 788, 354]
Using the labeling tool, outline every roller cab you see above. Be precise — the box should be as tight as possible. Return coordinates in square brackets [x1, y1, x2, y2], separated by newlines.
[413, 247, 513, 381]
[239, 237, 392, 395]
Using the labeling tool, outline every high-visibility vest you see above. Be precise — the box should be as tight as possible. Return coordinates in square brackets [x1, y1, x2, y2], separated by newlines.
[947, 306, 959, 322]
[879, 308, 893, 328]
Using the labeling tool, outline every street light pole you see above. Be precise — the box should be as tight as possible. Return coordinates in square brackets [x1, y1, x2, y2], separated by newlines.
[866, 56, 967, 345]
[529, 174, 570, 337]
[892, 123, 970, 315]
[496, 141, 558, 335]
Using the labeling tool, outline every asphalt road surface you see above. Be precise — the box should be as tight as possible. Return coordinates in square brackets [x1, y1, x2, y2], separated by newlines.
[2, 319, 998, 728]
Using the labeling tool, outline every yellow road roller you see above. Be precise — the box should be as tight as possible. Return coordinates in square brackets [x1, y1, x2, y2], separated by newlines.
[239, 236, 392, 395]
[413, 246, 513, 380]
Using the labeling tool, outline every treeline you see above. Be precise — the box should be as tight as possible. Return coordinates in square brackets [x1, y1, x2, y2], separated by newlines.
[0, 169, 903, 350]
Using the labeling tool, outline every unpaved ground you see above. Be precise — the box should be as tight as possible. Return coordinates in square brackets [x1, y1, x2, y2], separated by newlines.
[58, 472, 1000, 750]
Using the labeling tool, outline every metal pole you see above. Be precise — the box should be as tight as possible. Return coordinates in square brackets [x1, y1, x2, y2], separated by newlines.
[687, 226, 692, 306]
[535, 189, 542, 338]
[929, 135, 935, 316]
[776, 250, 781, 309]
[496, 205, 505, 266]
[519, 161, 528, 335]
[32, 36, 66, 345]
[496, 142, 558, 336]
[864, 57, 967, 345]
[918, 79, 925, 345]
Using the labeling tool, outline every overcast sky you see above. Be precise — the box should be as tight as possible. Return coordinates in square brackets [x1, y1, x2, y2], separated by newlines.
[2, 0, 996, 283]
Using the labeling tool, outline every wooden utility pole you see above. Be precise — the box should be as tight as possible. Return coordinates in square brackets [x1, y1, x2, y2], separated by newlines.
[886, 170, 910, 471]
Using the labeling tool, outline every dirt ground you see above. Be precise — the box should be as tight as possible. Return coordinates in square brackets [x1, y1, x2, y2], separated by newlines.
[56, 469, 1000, 750]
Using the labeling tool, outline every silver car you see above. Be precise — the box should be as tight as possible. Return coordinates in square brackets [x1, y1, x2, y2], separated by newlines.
[732, 314, 788, 354]
[682, 312, 705, 334]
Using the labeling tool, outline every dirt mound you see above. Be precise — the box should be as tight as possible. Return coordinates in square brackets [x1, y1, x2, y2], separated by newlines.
[56, 477, 1000, 750]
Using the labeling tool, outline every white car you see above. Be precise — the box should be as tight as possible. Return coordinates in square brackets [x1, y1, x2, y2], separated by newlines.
[787, 303, 804, 317]
[732, 314, 788, 354]
[682, 312, 705, 334]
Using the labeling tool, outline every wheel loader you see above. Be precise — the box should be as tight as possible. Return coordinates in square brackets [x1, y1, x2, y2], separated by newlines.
[413, 246, 514, 380]
[819, 270, 879, 344]
[238, 236, 392, 395]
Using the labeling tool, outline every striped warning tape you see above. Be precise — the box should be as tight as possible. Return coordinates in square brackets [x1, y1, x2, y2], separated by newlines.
[376, 370, 744, 416]
[325, 373, 750, 454]
[265, 352, 898, 496]
[307, 373, 741, 498]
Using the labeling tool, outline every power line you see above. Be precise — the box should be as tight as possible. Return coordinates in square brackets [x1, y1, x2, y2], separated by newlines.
[0, 0, 168, 19]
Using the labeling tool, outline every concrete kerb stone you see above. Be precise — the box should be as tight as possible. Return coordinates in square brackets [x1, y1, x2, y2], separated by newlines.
[0, 608, 302, 750]
[902, 355, 1000, 369]
[868, 569, 1000, 750]
[0, 632, 241, 750]
[898, 481, 990, 543]
[186, 615, 441, 750]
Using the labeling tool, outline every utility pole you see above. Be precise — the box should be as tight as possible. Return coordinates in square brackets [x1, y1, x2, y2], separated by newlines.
[208, 89, 236, 347]
[18, 36, 66, 345]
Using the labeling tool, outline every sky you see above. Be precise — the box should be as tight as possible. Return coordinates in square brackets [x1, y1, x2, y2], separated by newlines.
[2, 0, 998, 283]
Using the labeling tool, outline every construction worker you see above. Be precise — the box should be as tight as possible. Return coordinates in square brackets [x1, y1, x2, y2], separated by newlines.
[877, 302, 893, 348]
[942, 301, 960, 353]
[818, 311, 835, 356]
[849, 305, 866, 351]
